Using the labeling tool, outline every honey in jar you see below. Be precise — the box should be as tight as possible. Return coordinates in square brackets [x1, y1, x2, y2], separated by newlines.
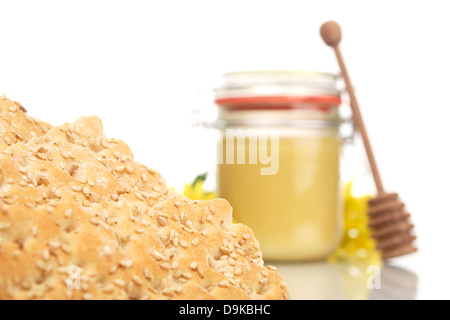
[212, 71, 344, 261]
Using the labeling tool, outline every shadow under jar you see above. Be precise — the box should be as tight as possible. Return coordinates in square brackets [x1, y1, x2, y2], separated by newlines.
[212, 71, 344, 261]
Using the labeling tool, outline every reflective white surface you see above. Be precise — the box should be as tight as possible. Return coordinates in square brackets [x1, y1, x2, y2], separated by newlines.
[273, 261, 418, 300]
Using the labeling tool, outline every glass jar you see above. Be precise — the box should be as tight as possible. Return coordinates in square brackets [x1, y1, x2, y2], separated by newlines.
[205, 71, 345, 261]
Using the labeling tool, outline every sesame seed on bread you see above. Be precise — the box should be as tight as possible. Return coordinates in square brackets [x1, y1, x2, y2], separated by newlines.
[0, 96, 289, 300]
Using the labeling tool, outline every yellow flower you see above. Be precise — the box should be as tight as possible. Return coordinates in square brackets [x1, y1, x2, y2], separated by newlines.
[328, 182, 382, 266]
[183, 173, 217, 201]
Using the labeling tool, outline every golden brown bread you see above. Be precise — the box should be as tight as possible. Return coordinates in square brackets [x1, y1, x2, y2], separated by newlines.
[0, 96, 51, 150]
[0, 96, 289, 300]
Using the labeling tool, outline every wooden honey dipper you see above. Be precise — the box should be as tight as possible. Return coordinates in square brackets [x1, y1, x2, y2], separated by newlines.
[320, 21, 417, 260]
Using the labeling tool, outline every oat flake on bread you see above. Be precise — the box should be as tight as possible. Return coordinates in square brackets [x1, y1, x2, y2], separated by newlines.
[0, 96, 289, 300]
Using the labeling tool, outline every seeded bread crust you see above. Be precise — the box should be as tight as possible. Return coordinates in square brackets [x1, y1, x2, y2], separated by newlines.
[0, 97, 289, 300]
[0, 96, 51, 150]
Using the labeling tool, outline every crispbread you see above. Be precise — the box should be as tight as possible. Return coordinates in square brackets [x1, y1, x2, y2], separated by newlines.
[0, 97, 289, 300]
[0, 96, 51, 150]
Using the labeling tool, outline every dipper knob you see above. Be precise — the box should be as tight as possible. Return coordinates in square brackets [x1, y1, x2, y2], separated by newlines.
[320, 21, 342, 47]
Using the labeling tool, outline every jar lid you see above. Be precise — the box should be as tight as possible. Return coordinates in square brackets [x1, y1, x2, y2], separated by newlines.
[214, 70, 341, 108]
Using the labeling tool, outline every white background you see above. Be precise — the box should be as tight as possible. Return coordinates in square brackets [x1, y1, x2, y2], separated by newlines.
[0, 0, 449, 299]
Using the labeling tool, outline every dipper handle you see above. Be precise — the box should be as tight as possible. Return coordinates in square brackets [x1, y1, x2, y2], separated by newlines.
[320, 21, 385, 194]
